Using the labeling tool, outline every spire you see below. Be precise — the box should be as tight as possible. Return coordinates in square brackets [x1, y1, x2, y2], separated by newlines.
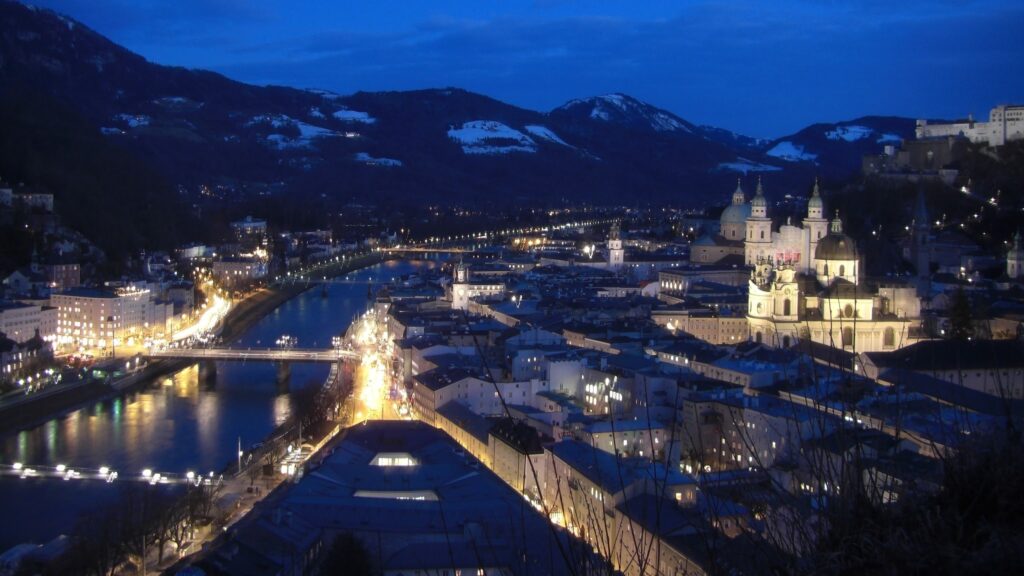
[1014, 230, 1022, 251]
[750, 177, 767, 213]
[732, 178, 745, 205]
[830, 210, 843, 234]
[808, 178, 824, 219]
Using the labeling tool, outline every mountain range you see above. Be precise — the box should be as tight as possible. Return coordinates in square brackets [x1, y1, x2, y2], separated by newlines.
[0, 0, 918, 251]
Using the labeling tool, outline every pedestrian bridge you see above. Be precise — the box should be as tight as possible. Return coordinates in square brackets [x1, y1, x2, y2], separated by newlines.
[147, 347, 359, 363]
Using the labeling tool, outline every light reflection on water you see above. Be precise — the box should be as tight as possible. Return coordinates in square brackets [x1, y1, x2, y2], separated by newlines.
[0, 258, 436, 549]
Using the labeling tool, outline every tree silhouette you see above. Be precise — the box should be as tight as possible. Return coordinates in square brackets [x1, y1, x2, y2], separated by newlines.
[949, 287, 973, 340]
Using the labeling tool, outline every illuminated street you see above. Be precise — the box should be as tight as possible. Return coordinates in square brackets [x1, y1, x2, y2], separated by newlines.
[171, 293, 231, 343]
[347, 309, 406, 422]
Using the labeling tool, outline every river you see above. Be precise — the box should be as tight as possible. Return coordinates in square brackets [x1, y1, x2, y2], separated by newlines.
[0, 258, 436, 551]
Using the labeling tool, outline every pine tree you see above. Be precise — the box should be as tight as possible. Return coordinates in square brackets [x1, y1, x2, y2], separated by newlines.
[949, 286, 973, 340]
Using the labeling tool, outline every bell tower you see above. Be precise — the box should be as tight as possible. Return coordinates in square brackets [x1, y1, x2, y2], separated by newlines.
[745, 178, 772, 265]
[607, 221, 624, 271]
[804, 179, 828, 271]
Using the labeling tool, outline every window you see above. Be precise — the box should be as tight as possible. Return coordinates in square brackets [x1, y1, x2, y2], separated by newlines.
[823, 263, 829, 276]
[783, 335, 791, 348]
[883, 327, 895, 348]
[783, 299, 791, 316]
[839, 264, 846, 277]
[842, 327, 854, 347]
[844, 304, 854, 318]
[755, 332, 763, 343]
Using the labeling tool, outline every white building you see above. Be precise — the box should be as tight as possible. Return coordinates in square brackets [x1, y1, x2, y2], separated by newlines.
[52, 286, 156, 351]
[212, 256, 267, 288]
[743, 184, 924, 353]
[744, 179, 829, 270]
[229, 215, 267, 246]
[915, 104, 1024, 147]
[449, 259, 505, 311]
[0, 302, 56, 344]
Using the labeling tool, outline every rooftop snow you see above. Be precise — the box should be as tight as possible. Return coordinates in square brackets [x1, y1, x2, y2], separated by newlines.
[766, 141, 817, 162]
[447, 120, 537, 155]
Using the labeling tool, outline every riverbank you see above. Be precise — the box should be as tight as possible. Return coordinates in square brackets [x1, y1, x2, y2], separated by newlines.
[0, 252, 390, 437]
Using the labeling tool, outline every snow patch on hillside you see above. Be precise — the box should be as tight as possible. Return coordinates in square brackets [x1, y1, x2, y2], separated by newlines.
[116, 114, 150, 128]
[309, 107, 325, 119]
[333, 109, 376, 124]
[354, 152, 402, 167]
[766, 141, 817, 162]
[308, 89, 343, 101]
[524, 125, 571, 147]
[248, 114, 339, 149]
[247, 114, 294, 129]
[876, 133, 902, 144]
[153, 96, 195, 107]
[825, 125, 872, 142]
[716, 158, 782, 174]
[448, 121, 537, 155]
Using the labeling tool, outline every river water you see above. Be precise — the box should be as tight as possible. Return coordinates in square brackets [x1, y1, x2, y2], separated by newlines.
[0, 259, 436, 551]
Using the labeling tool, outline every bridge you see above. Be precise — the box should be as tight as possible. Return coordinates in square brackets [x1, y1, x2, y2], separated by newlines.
[147, 347, 359, 363]
[382, 246, 472, 253]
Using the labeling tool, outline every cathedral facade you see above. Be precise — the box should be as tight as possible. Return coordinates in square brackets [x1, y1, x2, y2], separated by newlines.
[737, 180, 923, 353]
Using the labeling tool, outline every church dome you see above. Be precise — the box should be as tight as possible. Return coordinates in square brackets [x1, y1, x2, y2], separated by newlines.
[720, 202, 752, 227]
[815, 212, 857, 260]
[815, 234, 857, 260]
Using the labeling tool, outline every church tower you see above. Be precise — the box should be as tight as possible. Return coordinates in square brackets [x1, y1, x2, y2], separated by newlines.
[607, 221, 624, 271]
[452, 257, 470, 309]
[803, 179, 829, 271]
[745, 178, 772, 265]
[1008, 231, 1024, 279]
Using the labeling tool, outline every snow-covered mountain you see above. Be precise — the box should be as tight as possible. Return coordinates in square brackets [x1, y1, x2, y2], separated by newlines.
[0, 0, 917, 227]
[552, 93, 696, 133]
[762, 117, 917, 175]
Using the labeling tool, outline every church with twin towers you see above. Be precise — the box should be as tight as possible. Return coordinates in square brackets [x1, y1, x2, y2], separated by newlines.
[693, 178, 925, 353]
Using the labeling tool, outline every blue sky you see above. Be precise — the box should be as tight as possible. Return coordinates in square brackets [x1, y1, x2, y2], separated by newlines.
[30, 0, 1024, 138]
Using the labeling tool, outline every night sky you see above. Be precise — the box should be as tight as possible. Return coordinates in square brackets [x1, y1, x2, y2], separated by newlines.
[30, 0, 1024, 138]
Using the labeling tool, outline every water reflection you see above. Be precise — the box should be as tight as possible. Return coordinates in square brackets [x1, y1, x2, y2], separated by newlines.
[0, 259, 436, 549]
